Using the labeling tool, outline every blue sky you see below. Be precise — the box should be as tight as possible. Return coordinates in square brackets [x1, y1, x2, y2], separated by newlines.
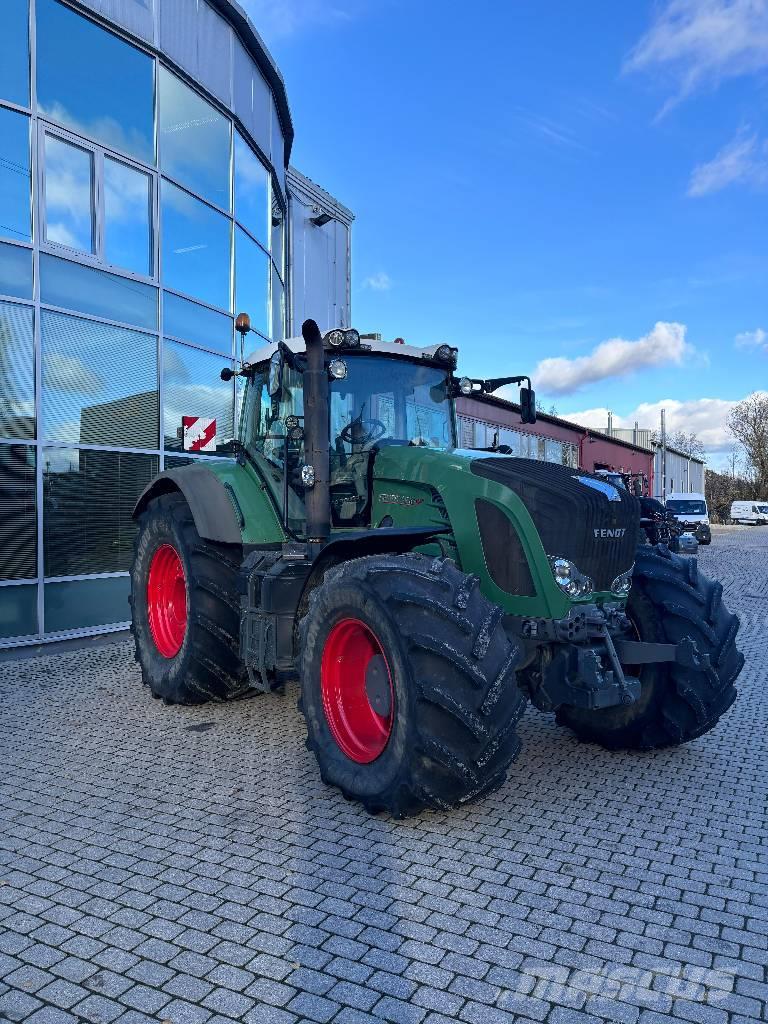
[244, 0, 767, 466]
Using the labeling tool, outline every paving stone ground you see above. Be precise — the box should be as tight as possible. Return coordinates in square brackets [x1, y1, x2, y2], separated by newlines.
[1, 527, 767, 1024]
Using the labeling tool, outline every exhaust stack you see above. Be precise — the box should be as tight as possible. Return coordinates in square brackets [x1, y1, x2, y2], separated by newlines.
[301, 319, 330, 544]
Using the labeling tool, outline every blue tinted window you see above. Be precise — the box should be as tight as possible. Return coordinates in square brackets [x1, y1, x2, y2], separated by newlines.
[159, 67, 231, 210]
[0, 0, 30, 108]
[0, 444, 36, 581]
[163, 292, 232, 355]
[161, 181, 231, 311]
[271, 191, 285, 279]
[235, 228, 269, 338]
[0, 243, 33, 301]
[163, 341, 234, 455]
[41, 310, 158, 447]
[37, 0, 154, 164]
[45, 576, 130, 632]
[0, 108, 31, 244]
[43, 134, 94, 254]
[0, 583, 37, 638]
[0, 300, 34, 440]
[40, 253, 158, 331]
[234, 132, 268, 247]
[43, 448, 159, 576]
[104, 158, 152, 276]
[271, 265, 284, 342]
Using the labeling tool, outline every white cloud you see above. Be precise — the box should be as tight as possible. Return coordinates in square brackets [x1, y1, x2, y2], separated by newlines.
[735, 327, 767, 350]
[688, 130, 768, 196]
[240, 0, 361, 41]
[362, 271, 393, 292]
[529, 321, 692, 396]
[511, 108, 592, 153]
[45, 354, 103, 395]
[563, 396, 745, 454]
[624, 0, 768, 114]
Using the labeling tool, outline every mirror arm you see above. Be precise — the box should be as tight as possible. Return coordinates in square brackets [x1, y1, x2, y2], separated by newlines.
[480, 375, 529, 393]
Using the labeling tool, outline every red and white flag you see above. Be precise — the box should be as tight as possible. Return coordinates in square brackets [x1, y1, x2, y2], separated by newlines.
[182, 416, 217, 452]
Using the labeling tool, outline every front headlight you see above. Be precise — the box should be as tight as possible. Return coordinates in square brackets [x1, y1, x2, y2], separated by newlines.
[458, 376, 473, 396]
[328, 358, 348, 380]
[611, 569, 633, 597]
[548, 556, 594, 598]
[325, 329, 345, 347]
[435, 344, 458, 368]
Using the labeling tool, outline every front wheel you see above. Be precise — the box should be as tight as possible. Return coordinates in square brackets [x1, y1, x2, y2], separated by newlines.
[298, 554, 526, 817]
[557, 544, 743, 749]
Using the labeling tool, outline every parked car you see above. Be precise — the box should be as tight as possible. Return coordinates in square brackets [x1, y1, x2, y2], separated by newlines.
[665, 492, 711, 545]
[730, 501, 768, 525]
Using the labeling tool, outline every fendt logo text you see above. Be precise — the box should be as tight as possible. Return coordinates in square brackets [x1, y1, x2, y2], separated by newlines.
[594, 528, 626, 538]
[379, 493, 425, 507]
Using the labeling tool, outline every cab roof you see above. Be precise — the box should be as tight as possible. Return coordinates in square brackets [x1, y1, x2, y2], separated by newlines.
[245, 336, 452, 367]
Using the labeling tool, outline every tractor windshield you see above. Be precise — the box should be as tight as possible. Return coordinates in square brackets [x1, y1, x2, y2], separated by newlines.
[330, 355, 454, 451]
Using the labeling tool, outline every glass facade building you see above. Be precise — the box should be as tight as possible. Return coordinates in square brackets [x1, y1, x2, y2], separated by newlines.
[0, 0, 299, 644]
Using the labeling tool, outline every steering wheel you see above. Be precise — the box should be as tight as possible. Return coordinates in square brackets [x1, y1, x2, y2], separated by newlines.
[339, 417, 387, 446]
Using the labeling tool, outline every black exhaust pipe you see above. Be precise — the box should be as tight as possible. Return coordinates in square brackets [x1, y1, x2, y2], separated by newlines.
[301, 319, 330, 545]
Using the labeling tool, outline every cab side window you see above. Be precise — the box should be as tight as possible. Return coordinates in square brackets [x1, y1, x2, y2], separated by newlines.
[243, 363, 307, 535]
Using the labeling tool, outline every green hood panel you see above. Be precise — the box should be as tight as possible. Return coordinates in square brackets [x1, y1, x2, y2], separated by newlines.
[372, 446, 574, 618]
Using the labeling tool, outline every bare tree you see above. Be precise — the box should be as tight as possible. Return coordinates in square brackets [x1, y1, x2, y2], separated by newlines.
[650, 428, 706, 461]
[705, 467, 758, 522]
[727, 393, 768, 493]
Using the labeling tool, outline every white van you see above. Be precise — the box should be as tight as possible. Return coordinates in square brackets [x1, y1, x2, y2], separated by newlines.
[665, 492, 711, 545]
[730, 501, 768, 525]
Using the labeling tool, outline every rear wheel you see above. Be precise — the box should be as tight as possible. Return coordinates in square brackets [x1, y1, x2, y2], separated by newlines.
[130, 491, 248, 704]
[557, 544, 743, 749]
[298, 553, 526, 817]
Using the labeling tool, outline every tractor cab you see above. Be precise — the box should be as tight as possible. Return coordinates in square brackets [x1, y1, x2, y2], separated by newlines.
[241, 333, 458, 533]
[238, 322, 537, 537]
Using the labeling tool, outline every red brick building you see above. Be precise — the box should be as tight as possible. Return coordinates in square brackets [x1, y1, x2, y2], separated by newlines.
[456, 394, 655, 494]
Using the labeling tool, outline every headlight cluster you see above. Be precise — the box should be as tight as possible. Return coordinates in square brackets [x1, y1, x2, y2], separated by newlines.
[325, 328, 360, 349]
[434, 344, 459, 368]
[548, 556, 594, 599]
[611, 569, 633, 597]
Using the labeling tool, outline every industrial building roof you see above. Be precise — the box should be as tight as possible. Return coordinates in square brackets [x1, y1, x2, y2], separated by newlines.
[210, 0, 294, 157]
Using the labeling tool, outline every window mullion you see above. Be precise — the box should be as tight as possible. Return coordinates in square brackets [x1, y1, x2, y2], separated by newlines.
[94, 147, 105, 261]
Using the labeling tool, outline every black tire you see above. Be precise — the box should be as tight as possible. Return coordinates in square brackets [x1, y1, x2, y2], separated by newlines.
[557, 544, 743, 750]
[129, 491, 249, 704]
[298, 553, 526, 817]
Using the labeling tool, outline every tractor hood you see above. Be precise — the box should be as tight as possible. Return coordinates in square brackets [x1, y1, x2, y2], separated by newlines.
[468, 453, 640, 592]
[371, 446, 640, 611]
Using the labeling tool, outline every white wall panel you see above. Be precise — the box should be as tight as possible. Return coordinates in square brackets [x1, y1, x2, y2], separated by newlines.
[78, 0, 155, 44]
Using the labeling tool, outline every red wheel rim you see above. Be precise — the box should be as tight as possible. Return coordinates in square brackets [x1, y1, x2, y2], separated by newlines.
[320, 618, 394, 764]
[147, 543, 187, 658]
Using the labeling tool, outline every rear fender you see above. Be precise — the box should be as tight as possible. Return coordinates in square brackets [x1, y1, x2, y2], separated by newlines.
[134, 462, 286, 547]
[133, 466, 244, 545]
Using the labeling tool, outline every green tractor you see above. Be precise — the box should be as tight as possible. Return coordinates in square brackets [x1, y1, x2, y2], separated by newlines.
[130, 318, 743, 817]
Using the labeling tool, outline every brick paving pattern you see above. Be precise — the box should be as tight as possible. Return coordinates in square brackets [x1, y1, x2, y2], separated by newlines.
[1, 527, 766, 1024]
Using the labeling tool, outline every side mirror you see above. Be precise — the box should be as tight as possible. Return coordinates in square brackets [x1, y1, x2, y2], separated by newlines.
[268, 350, 283, 396]
[520, 386, 536, 424]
